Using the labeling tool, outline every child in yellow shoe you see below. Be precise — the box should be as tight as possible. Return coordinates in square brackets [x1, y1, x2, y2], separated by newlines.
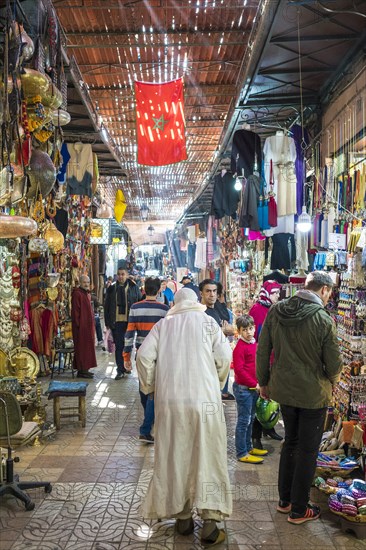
[233, 315, 268, 464]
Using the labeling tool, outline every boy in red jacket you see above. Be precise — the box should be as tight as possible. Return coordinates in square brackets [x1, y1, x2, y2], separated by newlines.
[233, 315, 268, 464]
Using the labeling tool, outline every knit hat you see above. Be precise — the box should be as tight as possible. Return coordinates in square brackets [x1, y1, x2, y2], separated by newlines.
[263, 280, 282, 294]
[258, 280, 282, 307]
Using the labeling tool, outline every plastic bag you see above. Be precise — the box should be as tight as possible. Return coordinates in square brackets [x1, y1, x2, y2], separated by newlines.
[104, 327, 115, 354]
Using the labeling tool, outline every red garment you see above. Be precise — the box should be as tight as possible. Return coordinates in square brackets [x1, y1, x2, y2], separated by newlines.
[71, 287, 97, 372]
[135, 78, 187, 166]
[30, 305, 57, 357]
[249, 302, 270, 341]
[233, 338, 257, 387]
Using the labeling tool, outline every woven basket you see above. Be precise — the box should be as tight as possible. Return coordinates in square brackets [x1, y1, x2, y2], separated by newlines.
[315, 466, 358, 478]
[330, 509, 366, 523]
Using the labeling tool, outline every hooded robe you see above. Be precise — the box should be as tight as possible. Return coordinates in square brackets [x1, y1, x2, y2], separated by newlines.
[71, 287, 97, 372]
[136, 288, 232, 520]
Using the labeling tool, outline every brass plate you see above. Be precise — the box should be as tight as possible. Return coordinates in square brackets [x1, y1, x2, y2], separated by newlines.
[0, 348, 10, 377]
[9, 348, 40, 379]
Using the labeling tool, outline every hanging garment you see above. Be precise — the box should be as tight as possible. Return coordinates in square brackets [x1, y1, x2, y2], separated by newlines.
[230, 129, 262, 177]
[211, 171, 239, 219]
[187, 226, 196, 243]
[291, 125, 309, 216]
[267, 233, 296, 270]
[263, 134, 297, 217]
[267, 160, 278, 227]
[238, 174, 260, 230]
[71, 287, 97, 372]
[295, 231, 309, 271]
[57, 142, 71, 185]
[194, 237, 207, 270]
[66, 142, 93, 197]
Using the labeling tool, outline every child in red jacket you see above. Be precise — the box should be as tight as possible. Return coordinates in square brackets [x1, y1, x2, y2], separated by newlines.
[233, 315, 268, 464]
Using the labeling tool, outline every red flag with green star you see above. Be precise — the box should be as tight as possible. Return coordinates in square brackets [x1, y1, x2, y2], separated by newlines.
[135, 78, 187, 166]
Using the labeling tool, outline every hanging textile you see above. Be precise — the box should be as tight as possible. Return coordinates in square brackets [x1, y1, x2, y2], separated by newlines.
[263, 133, 297, 217]
[211, 170, 239, 219]
[230, 128, 262, 177]
[238, 174, 260, 230]
[134, 78, 187, 166]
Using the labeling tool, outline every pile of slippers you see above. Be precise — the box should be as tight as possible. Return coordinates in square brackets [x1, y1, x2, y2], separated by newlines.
[316, 453, 359, 470]
[327, 479, 366, 520]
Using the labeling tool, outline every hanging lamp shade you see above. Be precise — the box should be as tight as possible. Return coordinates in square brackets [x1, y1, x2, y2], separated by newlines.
[140, 204, 149, 221]
[297, 206, 312, 233]
[44, 223, 64, 253]
[26, 149, 56, 198]
[20, 69, 49, 98]
[114, 189, 127, 223]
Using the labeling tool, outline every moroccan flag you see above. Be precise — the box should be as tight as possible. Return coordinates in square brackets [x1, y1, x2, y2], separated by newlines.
[135, 78, 187, 166]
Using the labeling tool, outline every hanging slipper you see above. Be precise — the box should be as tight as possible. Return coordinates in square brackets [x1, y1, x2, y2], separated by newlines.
[201, 526, 226, 547]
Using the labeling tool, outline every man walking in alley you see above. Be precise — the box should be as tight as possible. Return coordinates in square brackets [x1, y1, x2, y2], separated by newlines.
[256, 271, 342, 524]
[136, 288, 232, 546]
[123, 276, 169, 443]
[104, 264, 142, 380]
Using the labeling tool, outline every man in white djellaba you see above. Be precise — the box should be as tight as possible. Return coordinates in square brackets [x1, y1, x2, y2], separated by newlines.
[136, 287, 233, 547]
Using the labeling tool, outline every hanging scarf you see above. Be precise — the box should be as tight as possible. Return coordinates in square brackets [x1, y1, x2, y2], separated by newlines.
[117, 281, 128, 314]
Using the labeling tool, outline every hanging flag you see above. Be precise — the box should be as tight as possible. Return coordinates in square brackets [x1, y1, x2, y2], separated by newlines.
[135, 77, 187, 166]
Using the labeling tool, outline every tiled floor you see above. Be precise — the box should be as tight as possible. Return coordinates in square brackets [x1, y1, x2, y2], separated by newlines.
[1, 350, 364, 549]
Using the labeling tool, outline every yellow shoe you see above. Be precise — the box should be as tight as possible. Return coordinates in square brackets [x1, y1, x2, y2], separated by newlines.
[250, 448, 268, 456]
[238, 454, 264, 464]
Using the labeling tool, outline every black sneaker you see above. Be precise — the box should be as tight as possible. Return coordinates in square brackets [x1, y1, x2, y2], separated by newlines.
[263, 428, 283, 441]
[139, 434, 154, 443]
[115, 373, 124, 380]
[277, 500, 291, 513]
[288, 504, 320, 524]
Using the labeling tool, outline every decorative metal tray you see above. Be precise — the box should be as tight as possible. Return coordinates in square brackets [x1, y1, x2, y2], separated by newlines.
[9, 348, 40, 379]
[0, 348, 10, 377]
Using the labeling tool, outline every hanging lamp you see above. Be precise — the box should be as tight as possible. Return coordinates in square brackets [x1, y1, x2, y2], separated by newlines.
[296, 9, 312, 234]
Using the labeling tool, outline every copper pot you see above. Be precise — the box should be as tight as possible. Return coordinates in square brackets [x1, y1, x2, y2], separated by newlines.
[0, 214, 37, 238]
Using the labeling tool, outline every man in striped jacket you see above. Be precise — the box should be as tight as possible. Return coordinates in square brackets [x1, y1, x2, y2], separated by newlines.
[124, 277, 169, 443]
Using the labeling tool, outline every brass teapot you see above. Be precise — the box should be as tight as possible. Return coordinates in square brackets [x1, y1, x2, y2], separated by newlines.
[9, 349, 28, 381]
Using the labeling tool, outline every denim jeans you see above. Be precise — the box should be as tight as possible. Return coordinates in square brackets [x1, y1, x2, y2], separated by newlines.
[233, 382, 258, 458]
[139, 389, 155, 436]
[279, 405, 327, 514]
[112, 321, 128, 375]
[95, 314, 103, 342]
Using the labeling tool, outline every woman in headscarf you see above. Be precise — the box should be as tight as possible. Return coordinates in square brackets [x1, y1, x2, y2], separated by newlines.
[137, 288, 232, 546]
[249, 280, 283, 447]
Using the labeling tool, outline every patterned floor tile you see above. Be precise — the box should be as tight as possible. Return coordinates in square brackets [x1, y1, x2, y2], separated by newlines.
[118, 539, 147, 549]
[226, 520, 280, 546]
[2, 352, 360, 550]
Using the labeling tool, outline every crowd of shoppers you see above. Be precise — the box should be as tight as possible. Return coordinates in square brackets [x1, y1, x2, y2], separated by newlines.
[69, 268, 341, 540]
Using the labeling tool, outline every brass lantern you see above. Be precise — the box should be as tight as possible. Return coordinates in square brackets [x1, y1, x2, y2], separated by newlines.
[43, 223, 64, 253]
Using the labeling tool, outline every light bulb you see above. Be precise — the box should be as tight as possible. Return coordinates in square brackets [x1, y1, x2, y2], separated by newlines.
[234, 178, 242, 191]
[297, 206, 312, 233]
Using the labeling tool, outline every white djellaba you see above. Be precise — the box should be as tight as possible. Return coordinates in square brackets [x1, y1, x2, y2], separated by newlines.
[136, 288, 233, 521]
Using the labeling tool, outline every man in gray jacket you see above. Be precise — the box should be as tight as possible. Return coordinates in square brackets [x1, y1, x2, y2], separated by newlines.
[256, 271, 342, 525]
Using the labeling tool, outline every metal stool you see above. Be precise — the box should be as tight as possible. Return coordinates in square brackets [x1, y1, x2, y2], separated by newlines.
[46, 381, 88, 430]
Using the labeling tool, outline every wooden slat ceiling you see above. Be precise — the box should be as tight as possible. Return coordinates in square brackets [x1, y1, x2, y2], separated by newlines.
[53, 0, 366, 225]
[53, 0, 262, 221]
